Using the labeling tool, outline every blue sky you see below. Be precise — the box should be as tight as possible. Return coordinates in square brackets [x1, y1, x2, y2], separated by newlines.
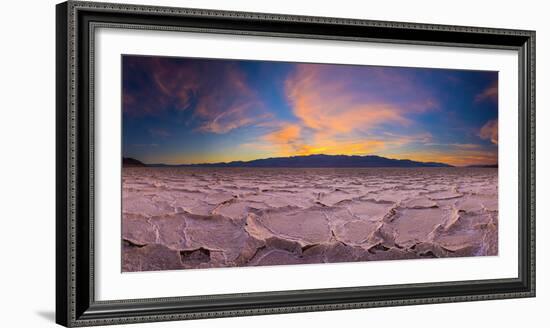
[122, 55, 498, 166]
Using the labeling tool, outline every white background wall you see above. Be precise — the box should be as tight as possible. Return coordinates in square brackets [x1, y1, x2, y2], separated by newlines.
[0, 0, 546, 327]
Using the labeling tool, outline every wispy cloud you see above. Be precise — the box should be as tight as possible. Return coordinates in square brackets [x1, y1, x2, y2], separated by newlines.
[475, 81, 498, 103]
[129, 143, 159, 148]
[451, 143, 483, 150]
[424, 142, 483, 150]
[123, 56, 269, 134]
[148, 128, 171, 138]
[380, 132, 433, 146]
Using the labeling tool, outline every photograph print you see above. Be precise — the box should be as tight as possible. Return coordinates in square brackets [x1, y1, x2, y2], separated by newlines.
[121, 55, 499, 272]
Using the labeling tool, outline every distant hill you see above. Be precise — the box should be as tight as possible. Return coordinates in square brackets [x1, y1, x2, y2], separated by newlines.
[146, 154, 453, 168]
[123, 157, 147, 167]
[466, 164, 498, 168]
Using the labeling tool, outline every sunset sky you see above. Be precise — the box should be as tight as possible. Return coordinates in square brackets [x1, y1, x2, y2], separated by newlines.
[122, 55, 498, 166]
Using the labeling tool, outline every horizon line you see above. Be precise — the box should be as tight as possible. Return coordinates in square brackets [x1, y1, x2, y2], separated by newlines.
[123, 154, 498, 168]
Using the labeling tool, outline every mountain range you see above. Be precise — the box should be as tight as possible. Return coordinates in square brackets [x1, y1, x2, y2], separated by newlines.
[124, 154, 455, 168]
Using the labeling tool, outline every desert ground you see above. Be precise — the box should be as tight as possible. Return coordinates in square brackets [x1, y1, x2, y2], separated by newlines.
[122, 167, 498, 272]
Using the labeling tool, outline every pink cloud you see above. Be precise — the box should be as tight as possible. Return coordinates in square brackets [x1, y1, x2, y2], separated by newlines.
[479, 119, 498, 144]
[123, 57, 268, 134]
[285, 65, 411, 135]
[475, 81, 498, 103]
[260, 65, 420, 156]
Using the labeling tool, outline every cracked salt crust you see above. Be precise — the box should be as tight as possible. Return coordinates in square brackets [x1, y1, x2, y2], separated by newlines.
[121, 167, 498, 272]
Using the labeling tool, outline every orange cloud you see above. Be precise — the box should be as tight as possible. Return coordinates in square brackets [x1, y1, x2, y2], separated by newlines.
[306, 138, 386, 156]
[249, 65, 440, 159]
[253, 123, 387, 157]
[264, 124, 301, 145]
[258, 65, 419, 158]
[475, 81, 498, 103]
[261, 124, 304, 155]
[285, 65, 411, 134]
[479, 119, 498, 144]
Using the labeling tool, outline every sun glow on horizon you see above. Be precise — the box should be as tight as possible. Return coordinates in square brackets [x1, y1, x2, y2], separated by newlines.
[123, 56, 498, 167]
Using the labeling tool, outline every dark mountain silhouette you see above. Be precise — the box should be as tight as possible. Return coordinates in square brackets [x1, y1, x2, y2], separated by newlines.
[143, 154, 453, 168]
[466, 164, 498, 168]
[123, 157, 147, 167]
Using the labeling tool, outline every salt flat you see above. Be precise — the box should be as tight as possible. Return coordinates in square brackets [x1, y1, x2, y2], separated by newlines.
[121, 167, 498, 272]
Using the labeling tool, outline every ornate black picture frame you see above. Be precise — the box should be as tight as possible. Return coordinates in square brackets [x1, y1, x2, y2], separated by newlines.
[56, 1, 535, 326]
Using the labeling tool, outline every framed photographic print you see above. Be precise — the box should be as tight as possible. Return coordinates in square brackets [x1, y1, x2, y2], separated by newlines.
[56, 1, 535, 326]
